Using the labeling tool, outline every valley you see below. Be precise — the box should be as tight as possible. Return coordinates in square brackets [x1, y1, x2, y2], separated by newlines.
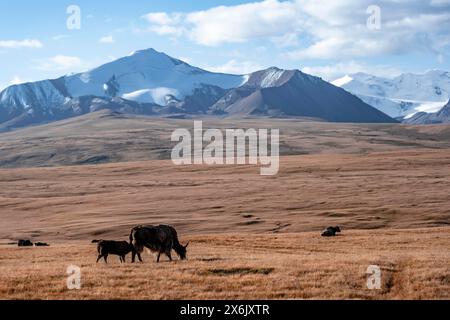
[0, 115, 449, 299]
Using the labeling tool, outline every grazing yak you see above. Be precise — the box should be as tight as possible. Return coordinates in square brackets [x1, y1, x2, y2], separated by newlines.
[321, 226, 342, 237]
[96, 240, 134, 263]
[130, 225, 189, 263]
[18, 240, 33, 247]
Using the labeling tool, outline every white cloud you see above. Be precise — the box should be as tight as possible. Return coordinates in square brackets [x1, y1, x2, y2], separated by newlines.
[204, 59, 263, 74]
[99, 35, 115, 44]
[35, 55, 85, 72]
[142, 0, 301, 46]
[291, 0, 450, 60]
[186, 0, 299, 46]
[301, 61, 402, 81]
[0, 39, 43, 49]
[151, 25, 184, 36]
[144, 12, 177, 25]
[142, 0, 450, 60]
[141, 12, 185, 36]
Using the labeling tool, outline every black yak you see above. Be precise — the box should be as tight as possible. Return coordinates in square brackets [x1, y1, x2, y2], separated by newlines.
[96, 240, 134, 263]
[321, 226, 342, 237]
[34, 242, 50, 247]
[129, 225, 189, 263]
[18, 240, 33, 247]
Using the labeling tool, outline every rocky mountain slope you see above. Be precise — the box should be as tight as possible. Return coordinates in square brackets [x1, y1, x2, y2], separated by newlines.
[0, 48, 397, 131]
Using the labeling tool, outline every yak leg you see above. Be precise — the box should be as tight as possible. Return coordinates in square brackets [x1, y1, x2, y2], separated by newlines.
[96, 255, 103, 263]
[138, 245, 144, 262]
[103, 254, 108, 263]
[137, 252, 143, 263]
[165, 250, 172, 261]
[131, 245, 137, 262]
[157, 252, 162, 263]
[132, 245, 144, 263]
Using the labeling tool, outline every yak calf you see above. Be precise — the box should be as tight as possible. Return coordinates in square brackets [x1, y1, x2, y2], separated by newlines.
[96, 240, 134, 263]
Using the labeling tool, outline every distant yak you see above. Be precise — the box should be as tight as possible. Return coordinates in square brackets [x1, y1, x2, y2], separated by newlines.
[18, 240, 33, 247]
[96, 240, 134, 263]
[34, 242, 50, 247]
[17, 240, 50, 247]
[129, 225, 189, 263]
[321, 226, 342, 237]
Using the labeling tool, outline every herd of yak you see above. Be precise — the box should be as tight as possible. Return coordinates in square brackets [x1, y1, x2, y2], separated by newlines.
[16, 225, 341, 264]
[92, 225, 341, 264]
[93, 225, 190, 264]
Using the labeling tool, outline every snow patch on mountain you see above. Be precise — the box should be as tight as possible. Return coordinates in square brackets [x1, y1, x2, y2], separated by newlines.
[260, 68, 286, 88]
[404, 101, 447, 119]
[332, 75, 353, 87]
[122, 87, 180, 105]
[335, 70, 450, 119]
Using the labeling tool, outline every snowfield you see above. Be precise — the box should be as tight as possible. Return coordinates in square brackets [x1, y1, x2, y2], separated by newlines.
[334, 70, 450, 119]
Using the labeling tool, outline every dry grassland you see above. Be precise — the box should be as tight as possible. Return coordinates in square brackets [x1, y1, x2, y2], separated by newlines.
[1, 228, 449, 300]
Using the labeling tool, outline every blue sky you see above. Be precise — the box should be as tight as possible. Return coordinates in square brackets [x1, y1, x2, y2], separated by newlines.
[1, 0, 450, 90]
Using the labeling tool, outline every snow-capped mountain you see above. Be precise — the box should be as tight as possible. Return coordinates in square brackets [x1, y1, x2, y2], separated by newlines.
[0, 48, 397, 131]
[65, 48, 245, 104]
[333, 70, 450, 120]
[210, 67, 395, 123]
[0, 48, 245, 128]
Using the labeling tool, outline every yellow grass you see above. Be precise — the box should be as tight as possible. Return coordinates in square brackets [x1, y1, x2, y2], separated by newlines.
[1, 228, 449, 300]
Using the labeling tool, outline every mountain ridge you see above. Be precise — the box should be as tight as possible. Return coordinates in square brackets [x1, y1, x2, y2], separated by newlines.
[0, 48, 397, 131]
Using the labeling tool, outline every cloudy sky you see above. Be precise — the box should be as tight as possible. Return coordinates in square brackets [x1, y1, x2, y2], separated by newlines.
[1, 0, 449, 90]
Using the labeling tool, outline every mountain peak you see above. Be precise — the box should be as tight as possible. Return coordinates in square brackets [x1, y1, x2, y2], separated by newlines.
[128, 47, 160, 56]
[121, 48, 189, 69]
[245, 67, 291, 88]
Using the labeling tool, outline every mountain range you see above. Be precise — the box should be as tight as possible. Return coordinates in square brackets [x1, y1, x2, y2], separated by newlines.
[0, 48, 396, 131]
[333, 70, 450, 121]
